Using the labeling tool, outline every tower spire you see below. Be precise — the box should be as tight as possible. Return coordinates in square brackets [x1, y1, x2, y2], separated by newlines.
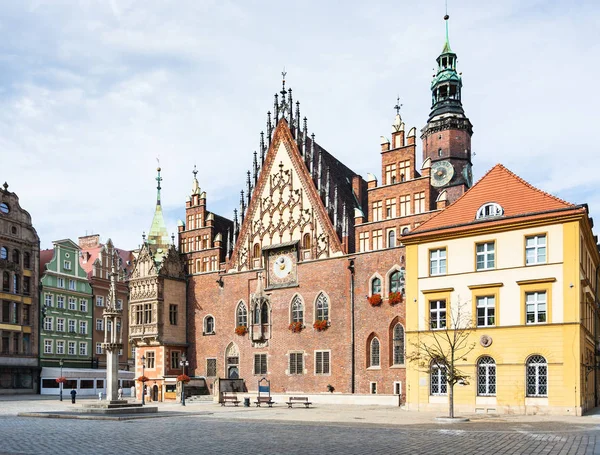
[443, 4, 452, 54]
[155, 161, 162, 205]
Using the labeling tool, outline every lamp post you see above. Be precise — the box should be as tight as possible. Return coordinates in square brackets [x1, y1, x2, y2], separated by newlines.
[180, 353, 189, 406]
[59, 358, 64, 402]
[141, 354, 146, 406]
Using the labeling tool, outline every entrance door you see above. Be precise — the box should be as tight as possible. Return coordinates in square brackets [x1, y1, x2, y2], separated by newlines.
[227, 357, 239, 379]
[152, 384, 158, 402]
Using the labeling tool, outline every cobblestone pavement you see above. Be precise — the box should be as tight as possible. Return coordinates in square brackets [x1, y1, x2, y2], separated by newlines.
[1, 414, 600, 455]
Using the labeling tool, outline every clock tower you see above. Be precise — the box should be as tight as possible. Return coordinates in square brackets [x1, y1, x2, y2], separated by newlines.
[421, 14, 473, 203]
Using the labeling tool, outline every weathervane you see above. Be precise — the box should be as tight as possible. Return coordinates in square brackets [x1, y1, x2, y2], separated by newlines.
[193, 164, 198, 178]
[394, 96, 403, 115]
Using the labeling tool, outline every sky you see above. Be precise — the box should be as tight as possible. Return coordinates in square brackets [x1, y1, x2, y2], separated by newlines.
[0, 0, 598, 251]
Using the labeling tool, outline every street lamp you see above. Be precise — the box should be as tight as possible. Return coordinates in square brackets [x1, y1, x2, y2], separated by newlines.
[180, 353, 189, 406]
[141, 354, 146, 406]
[59, 358, 64, 402]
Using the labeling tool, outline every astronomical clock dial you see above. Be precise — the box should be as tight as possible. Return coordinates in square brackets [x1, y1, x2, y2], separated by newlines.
[267, 246, 298, 288]
[462, 164, 473, 187]
[431, 160, 455, 187]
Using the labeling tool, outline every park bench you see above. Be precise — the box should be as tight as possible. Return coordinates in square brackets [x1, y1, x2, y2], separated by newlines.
[254, 396, 275, 407]
[254, 377, 275, 407]
[221, 392, 240, 406]
[285, 396, 312, 408]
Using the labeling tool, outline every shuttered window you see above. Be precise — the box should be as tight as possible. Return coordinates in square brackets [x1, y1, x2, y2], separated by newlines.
[289, 352, 304, 375]
[315, 351, 330, 375]
[254, 354, 267, 375]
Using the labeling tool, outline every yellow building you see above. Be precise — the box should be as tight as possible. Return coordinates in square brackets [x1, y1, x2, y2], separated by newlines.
[403, 164, 599, 416]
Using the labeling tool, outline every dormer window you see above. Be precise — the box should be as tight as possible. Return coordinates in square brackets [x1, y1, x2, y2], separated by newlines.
[476, 203, 504, 220]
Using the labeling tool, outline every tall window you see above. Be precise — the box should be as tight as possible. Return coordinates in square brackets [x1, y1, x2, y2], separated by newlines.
[206, 358, 217, 377]
[431, 363, 447, 395]
[144, 304, 152, 324]
[476, 296, 496, 327]
[359, 232, 369, 252]
[96, 319, 103, 331]
[289, 352, 304, 375]
[57, 296, 65, 309]
[372, 201, 382, 222]
[79, 321, 87, 334]
[370, 338, 380, 367]
[57, 318, 64, 332]
[526, 291, 547, 324]
[387, 230, 396, 248]
[526, 235, 547, 265]
[399, 160, 410, 181]
[429, 248, 447, 275]
[260, 302, 269, 324]
[13, 274, 19, 293]
[204, 315, 215, 334]
[414, 192, 425, 214]
[69, 280, 76, 291]
[171, 351, 180, 369]
[253, 243, 261, 259]
[315, 293, 329, 321]
[79, 299, 87, 312]
[385, 198, 396, 218]
[315, 351, 330, 374]
[79, 342, 87, 356]
[429, 300, 446, 330]
[236, 302, 248, 327]
[477, 356, 496, 396]
[476, 242, 495, 270]
[302, 233, 311, 250]
[96, 296, 104, 307]
[371, 277, 381, 295]
[12, 249, 20, 264]
[44, 317, 53, 331]
[68, 341, 75, 355]
[3, 272, 10, 292]
[169, 305, 178, 325]
[96, 343, 102, 355]
[384, 164, 396, 184]
[291, 296, 303, 323]
[372, 230, 383, 250]
[393, 324, 405, 365]
[68, 320, 76, 333]
[23, 252, 31, 268]
[44, 340, 53, 354]
[45, 294, 53, 307]
[389, 270, 403, 293]
[146, 351, 155, 368]
[526, 355, 547, 397]
[0, 247, 7, 260]
[254, 353, 267, 375]
[400, 195, 411, 217]
[68, 297, 76, 310]
[57, 341, 65, 355]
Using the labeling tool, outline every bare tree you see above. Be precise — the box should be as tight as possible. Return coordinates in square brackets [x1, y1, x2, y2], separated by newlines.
[407, 298, 476, 418]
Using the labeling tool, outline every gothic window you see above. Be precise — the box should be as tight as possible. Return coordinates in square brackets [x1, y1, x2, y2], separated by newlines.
[392, 324, 405, 365]
[253, 243, 260, 258]
[291, 295, 303, 323]
[389, 270, 403, 293]
[388, 230, 396, 248]
[302, 233, 311, 250]
[260, 302, 269, 324]
[12, 249, 20, 264]
[315, 292, 329, 321]
[253, 303, 260, 324]
[370, 338, 380, 368]
[236, 302, 247, 327]
[371, 277, 381, 295]
[204, 315, 215, 334]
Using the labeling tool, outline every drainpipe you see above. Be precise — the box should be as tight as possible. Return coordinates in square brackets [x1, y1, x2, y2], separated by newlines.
[348, 259, 355, 394]
[594, 264, 600, 407]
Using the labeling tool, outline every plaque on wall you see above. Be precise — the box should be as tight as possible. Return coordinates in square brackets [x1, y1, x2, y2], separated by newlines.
[265, 242, 299, 289]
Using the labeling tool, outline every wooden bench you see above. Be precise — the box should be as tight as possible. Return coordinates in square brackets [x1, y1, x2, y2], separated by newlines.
[221, 392, 240, 406]
[254, 396, 275, 407]
[285, 396, 312, 408]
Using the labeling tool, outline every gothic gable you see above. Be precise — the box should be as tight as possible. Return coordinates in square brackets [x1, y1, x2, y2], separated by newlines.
[159, 245, 186, 279]
[230, 120, 343, 271]
[130, 243, 157, 280]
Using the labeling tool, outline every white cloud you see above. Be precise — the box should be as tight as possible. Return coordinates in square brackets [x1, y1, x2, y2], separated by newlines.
[0, 0, 598, 250]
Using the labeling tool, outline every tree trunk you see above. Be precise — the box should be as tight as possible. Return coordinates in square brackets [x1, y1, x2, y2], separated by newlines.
[449, 383, 454, 418]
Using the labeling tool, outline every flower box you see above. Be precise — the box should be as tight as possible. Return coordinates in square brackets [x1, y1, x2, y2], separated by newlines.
[289, 321, 303, 333]
[367, 293, 383, 306]
[176, 374, 191, 383]
[313, 319, 328, 331]
[55, 376, 67, 384]
[235, 325, 248, 336]
[137, 375, 149, 383]
[388, 292, 403, 305]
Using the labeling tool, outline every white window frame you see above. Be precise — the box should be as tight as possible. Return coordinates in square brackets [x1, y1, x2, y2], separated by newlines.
[476, 296, 496, 327]
[44, 339, 53, 354]
[79, 299, 87, 312]
[68, 297, 76, 310]
[68, 280, 76, 291]
[526, 235, 547, 265]
[430, 364, 447, 395]
[68, 341, 76, 355]
[57, 318, 65, 332]
[57, 277, 65, 288]
[429, 300, 447, 330]
[44, 317, 53, 331]
[96, 319, 103, 331]
[526, 355, 548, 397]
[68, 319, 76, 333]
[477, 356, 496, 397]
[476, 203, 503, 219]
[526, 291, 547, 324]
[369, 338, 380, 368]
[63, 260, 71, 270]
[45, 294, 53, 307]
[476, 242, 495, 271]
[79, 342, 87, 356]
[393, 381, 402, 396]
[370, 382, 377, 394]
[56, 340, 65, 355]
[96, 342, 103, 355]
[57, 296, 65, 309]
[429, 248, 447, 276]
[79, 321, 87, 335]
[96, 296, 104, 307]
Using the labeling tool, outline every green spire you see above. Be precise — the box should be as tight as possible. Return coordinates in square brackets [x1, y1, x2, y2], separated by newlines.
[147, 166, 171, 254]
[442, 14, 452, 54]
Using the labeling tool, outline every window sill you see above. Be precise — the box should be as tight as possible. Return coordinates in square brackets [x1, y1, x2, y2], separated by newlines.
[367, 366, 381, 370]
[203, 331, 216, 336]
[389, 364, 405, 369]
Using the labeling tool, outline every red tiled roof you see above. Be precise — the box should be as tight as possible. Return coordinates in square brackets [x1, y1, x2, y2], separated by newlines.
[404, 164, 584, 239]
[79, 245, 134, 279]
[40, 249, 54, 276]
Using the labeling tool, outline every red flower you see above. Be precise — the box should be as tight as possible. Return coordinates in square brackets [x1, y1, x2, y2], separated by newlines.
[289, 322, 303, 333]
[367, 294, 383, 306]
[177, 374, 191, 383]
[235, 325, 248, 336]
[137, 375, 149, 383]
[388, 292, 403, 305]
[55, 376, 67, 384]
[313, 319, 328, 331]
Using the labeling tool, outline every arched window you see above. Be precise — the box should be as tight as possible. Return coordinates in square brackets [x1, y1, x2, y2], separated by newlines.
[302, 233, 311, 249]
[0, 247, 7, 260]
[370, 338, 380, 367]
[12, 249, 19, 264]
[477, 356, 496, 396]
[13, 274, 19, 293]
[393, 324, 405, 365]
[526, 355, 547, 397]
[291, 295, 304, 323]
[388, 230, 396, 248]
[236, 302, 247, 327]
[253, 303, 260, 324]
[401, 227, 409, 235]
[204, 316, 215, 334]
[430, 361, 447, 395]
[315, 293, 329, 321]
[2, 272, 9, 292]
[476, 203, 504, 220]
[23, 252, 31, 269]
[253, 243, 260, 258]
[260, 302, 269, 324]
[371, 277, 381, 295]
[389, 270, 403, 293]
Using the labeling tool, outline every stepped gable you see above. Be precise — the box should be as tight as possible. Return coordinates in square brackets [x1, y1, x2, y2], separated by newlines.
[404, 164, 584, 238]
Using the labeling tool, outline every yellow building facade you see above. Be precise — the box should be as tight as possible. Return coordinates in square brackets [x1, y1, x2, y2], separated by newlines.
[403, 165, 599, 415]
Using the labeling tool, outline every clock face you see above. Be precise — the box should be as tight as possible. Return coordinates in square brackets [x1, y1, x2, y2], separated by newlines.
[462, 164, 473, 187]
[431, 160, 454, 187]
[273, 255, 292, 279]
